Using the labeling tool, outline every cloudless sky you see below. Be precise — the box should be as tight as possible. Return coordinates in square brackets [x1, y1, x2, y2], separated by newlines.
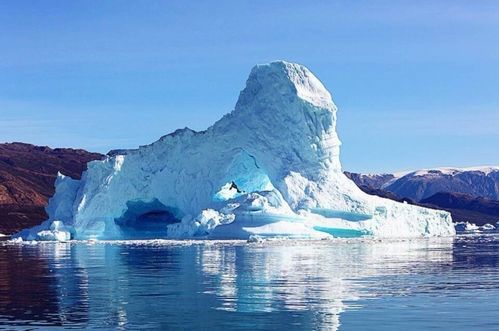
[1, 1, 498, 173]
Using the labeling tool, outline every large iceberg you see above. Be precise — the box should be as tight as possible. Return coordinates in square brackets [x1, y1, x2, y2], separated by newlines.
[14, 61, 455, 241]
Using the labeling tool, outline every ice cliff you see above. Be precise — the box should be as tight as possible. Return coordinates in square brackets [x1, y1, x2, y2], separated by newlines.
[14, 61, 455, 241]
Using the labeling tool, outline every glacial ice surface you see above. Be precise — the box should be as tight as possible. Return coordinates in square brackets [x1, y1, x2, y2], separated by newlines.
[13, 61, 455, 241]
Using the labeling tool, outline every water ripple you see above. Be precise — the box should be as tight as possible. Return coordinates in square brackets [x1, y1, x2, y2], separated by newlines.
[0, 234, 498, 330]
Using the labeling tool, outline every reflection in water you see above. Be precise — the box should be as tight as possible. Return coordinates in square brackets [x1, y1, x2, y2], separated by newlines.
[196, 239, 454, 329]
[0, 245, 62, 326]
[0, 235, 497, 330]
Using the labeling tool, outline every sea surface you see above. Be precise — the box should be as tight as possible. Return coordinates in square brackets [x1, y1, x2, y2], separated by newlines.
[0, 233, 498, 330]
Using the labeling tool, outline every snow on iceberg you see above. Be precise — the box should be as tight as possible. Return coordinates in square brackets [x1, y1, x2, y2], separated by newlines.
[13, 61, 455, 241]
[454, 222, 479, 233]
[480, 223, 496, 231]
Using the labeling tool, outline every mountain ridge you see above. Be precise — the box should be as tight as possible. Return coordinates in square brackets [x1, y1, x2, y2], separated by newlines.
[346, 168, 499, 226]
[0, 142, 103, 234]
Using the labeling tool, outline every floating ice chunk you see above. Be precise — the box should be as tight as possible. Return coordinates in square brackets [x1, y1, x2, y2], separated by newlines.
[12, 220, 74, 242]
[455, 222, 481, 233]
[480, 223, 495, 231]
[465, 223, 480, 231]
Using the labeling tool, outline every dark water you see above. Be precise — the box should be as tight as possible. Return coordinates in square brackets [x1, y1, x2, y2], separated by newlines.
[0, 234, 498, 330]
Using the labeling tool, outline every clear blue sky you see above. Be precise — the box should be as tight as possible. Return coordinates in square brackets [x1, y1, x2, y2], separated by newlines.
[1, 1, 498, 173]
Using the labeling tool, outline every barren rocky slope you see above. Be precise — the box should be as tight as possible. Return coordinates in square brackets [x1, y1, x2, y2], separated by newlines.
[0, 143, 102, 234]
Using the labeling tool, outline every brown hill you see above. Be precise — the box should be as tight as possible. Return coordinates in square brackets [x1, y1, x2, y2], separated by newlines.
[0, 142, 103, 234]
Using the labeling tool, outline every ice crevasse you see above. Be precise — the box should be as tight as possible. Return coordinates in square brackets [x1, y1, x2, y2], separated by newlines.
[14, 61, 455, 241]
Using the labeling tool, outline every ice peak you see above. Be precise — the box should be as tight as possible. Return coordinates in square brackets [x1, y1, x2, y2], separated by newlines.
[237, 61, 335, 110]
[219, 61, 342, 175]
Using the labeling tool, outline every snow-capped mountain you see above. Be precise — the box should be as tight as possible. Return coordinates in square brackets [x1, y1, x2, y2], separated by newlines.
[347, 167, 499, 202]
[344, 172, 398, 193]
[14, 61, 454, 241]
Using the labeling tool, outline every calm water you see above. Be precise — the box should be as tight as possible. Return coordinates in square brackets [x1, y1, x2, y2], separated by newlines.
[0, 234, 498, 330]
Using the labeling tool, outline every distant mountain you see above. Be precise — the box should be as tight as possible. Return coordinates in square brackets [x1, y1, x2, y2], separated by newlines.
[420, 192, 499, 225]
[0, 142, 103, 234]
[346, 167, 499, 225]
[347, 167, 499, 202]
[344, 172, 396, 191]
[385, 167, 499, 202]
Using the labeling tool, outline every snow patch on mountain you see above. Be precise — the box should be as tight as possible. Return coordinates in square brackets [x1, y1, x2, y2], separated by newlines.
[391, 167, 499, 201]
[410, 166, 499, 177]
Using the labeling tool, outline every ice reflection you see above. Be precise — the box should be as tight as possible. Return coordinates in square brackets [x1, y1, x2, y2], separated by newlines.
[0, 238, 457, 330]
[198, 239, 454, 330]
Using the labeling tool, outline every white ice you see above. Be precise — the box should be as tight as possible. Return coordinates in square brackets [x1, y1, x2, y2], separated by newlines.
[13, 61, 455, 241]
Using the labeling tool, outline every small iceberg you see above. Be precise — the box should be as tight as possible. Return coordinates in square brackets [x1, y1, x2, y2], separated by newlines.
[480, 223, 496, 231]
[454, 222, 495, 233]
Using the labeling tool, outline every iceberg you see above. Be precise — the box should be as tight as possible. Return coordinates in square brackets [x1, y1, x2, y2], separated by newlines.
[454, 222, 479, 233]
[14, 61, 455, 241]
[480, 223, 496, 231]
